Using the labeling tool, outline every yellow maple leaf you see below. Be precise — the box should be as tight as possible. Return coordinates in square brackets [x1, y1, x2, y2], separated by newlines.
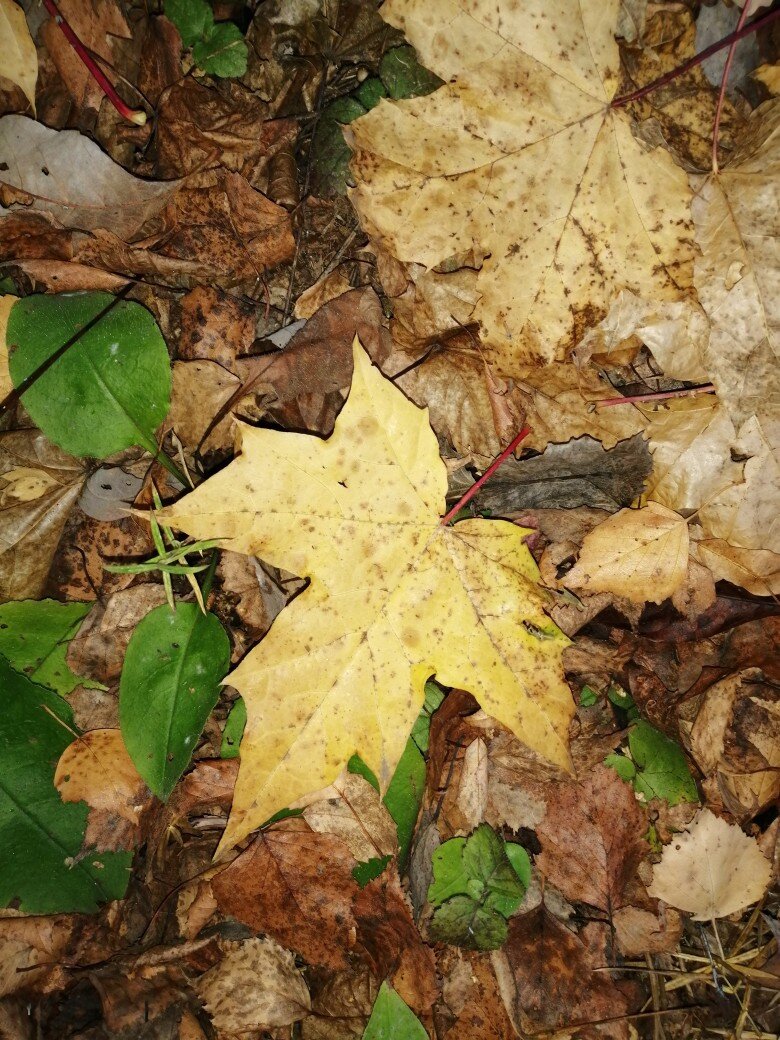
[563, 502, 688, 604]
[160, 340, 573, 853]
[347, 0, 694, 371]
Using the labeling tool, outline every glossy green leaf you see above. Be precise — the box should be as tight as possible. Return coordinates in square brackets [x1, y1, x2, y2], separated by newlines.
[220, 697, 247, 759]
[0, 599, 93, 695]
[579, 684, 598, 707]
[0, 655, 131, 913]
[379, 45, 443, 100]
[354, 76, 387, 110]
[363, 982, 427, 1040]
[193, 22, 248, 77]
[8, 293, 171, 461]
[120, 603, 230, 800]
[348, 752, 379, 791]
[428, 824, 528, 950]
[628, 721, 698, 805]
[165, 0, 213, 47]
[383, 738, 426, 870]
[410, 679, 445, 754]
[311, 96, 369, 196]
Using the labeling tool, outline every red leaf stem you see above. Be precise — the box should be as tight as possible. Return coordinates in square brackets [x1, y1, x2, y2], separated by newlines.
[610, 7, 780, 108]
[42, 0, 147, 125]
[596, 384, 716, 408]
[712, 4, 751, 173]
[440, 426, 531, 526]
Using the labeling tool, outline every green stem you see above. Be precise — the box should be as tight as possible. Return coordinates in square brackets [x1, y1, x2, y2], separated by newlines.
[199, 551, 220, 602]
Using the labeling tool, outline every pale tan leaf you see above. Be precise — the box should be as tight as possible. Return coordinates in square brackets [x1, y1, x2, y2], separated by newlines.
[0, 294, 16, 401]
[0, 0, 37, 113]
[693, 537, 780, 597]
[648, 808, 771, 920]
[347, 0, 693, 372]
[197, 937, 310, 1032]
[563, 503, 689, 604]
[691, 100, 780, 429]
[298, 772, 397, 863]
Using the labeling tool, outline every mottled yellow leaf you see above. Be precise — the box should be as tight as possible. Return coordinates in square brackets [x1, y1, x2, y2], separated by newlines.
[161, 340, 573, 853]
[347, 0, 693, 371]
[0, 1, 37, 114]
[563, 503, 688, 604]
[648, 808, 771, 920]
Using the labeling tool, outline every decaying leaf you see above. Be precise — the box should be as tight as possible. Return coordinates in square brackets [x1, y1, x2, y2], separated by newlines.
[162, 340, 573, 852]
[691, 100, 780, 430]
[535, 765, 648, 913]
[54, 729, 149, 852]
[563, 502, 689, 604]
[348, 0, 694, 371]
[648, 808, 771, 920]
[0, 0, 37, 114]
[196, 937, 310, 1032]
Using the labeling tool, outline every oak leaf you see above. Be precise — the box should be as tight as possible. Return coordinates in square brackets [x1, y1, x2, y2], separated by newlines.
[161, 340, 572, 852]
[347, 0, 694, 371]
[648, 808, 771, 920]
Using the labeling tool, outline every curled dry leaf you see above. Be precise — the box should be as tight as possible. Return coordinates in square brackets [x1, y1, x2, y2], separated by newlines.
[161, 340, 572, 853]
[348, 0, 694, 371]
[0, 429, 86, 601]
[563, 502, 689, 604]
[196, 937, 311, 1032]
[689, 669, 780, 821]
[0, 117, 176, 237]
[298, 771, 397, 863]
[648, 808, 772, 920]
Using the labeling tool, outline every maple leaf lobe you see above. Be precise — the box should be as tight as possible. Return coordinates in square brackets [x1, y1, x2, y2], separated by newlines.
[161, 340, 573, 852]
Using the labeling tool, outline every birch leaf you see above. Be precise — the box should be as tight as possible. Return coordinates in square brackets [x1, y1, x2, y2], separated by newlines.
[563, 503, 688, 604]
[160, 340, 573, 853]
[347, 0, 694, 371]
[648, 808, 771, 920]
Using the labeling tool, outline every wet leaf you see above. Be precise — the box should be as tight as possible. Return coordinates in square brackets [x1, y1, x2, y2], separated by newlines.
[220, 697, 246, 759]
[0, 599, 93, 696]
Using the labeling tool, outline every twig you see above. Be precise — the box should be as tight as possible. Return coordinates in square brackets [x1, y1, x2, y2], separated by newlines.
[596, 384, 716, 408]
[610, 7, 780, 108]
[440, 425, 531, 525]
[41, 0, 147, 125]
[712, 3, 751, 174]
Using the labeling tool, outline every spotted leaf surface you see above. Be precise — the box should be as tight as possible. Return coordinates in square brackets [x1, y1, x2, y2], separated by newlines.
[160, 340, 572, 853]
[347, 0, 694, 371]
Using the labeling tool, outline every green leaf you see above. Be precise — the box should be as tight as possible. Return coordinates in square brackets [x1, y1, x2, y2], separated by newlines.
[220, 697, 246, 759]
[380, 45, 444, 100]
[193, 22, 248, 77]
[352, 854, 391, 888]
[165, 0, 213, 47]
[311, 96, 369, 196]
[0, 655, 131, 913]
[607, 682, 634, 711]
[429, 893, 508, 950]
[383, 738, 425, 871]
[363, 982, 427, 1040]
[604, 752, 637, 784]
[353, 76, 387, 111]
[579, 684, 598, 707]
[8, 293, 171, 461]
[0, 599, 94, 695]
[410, 679, 445, 754]
[348, 752, 379, 792]
[428, 824, 527, 950]
[627, 720, 698, 805]
[120, 603, 230, 800]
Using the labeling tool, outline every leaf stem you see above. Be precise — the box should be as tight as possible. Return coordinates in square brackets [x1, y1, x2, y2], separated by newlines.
[712, 4, 751, 174]
[610, 7, 780, 109]
[596, 384, 716, 408]
[440, 426, 531, 526]
[41, 0, 147, 125]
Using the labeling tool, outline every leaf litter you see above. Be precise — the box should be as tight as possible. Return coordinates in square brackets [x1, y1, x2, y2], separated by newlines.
[0, 1, 778, 1038]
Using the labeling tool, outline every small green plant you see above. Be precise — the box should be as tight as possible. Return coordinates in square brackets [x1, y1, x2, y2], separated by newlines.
[165, 0, 248, 78]
[428, 824, 530, 950]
